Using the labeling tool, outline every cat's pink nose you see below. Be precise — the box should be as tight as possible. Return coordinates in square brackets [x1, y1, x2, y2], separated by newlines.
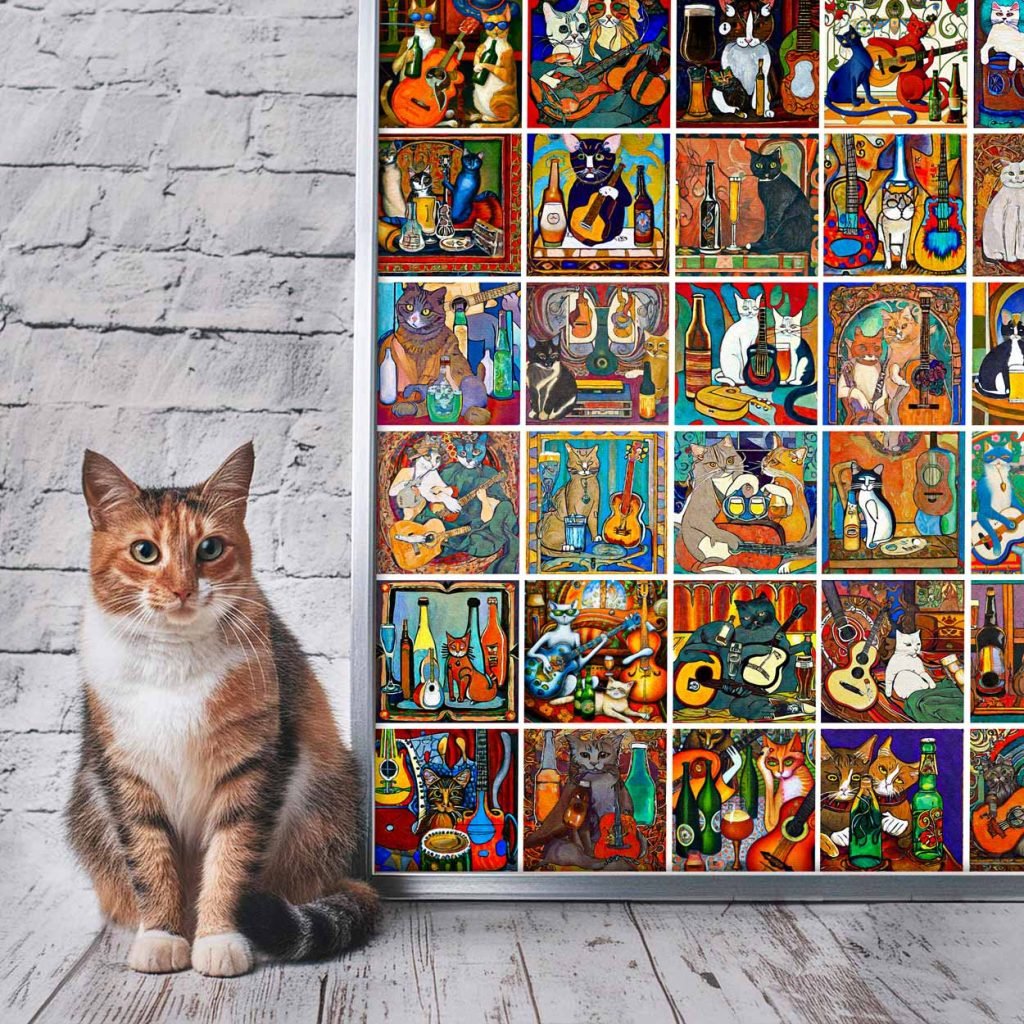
[172, 587, 194, 604]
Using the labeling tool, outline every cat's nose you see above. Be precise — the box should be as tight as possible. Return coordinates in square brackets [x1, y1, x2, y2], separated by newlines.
[172, 587, 194, 604]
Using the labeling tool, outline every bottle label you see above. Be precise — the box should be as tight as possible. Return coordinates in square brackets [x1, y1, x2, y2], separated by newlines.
[636, 211, 652, 235]
[711, 810, 722, 834]
[698, 811, 705, 832]
[676, 824, 695, 848]
[914, 809, 943, 850]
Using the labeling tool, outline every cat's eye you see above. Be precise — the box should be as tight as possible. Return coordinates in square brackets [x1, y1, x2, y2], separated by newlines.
[130, 540, 160, 564]
[197, 536, 225, 562]
[422, 308, 433, 317]
[405, 303, 414, 310]
[827, 773, 838, 781]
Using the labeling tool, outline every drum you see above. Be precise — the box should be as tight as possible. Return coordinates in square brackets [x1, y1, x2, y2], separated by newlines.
[420, 828, 472, 872]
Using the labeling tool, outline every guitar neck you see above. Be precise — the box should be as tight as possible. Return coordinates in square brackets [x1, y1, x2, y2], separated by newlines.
[937, 138, 949, 199]
[784, 786, 816, 835]
[736, 540, 809, 554]
[865, 607, 889, 648]
[578, 616, 637, 656]
[475, 730, 490, 798]
[458, 472, 506, 507]
[445, 283, 518, 312]
[844, 136, 858, 213]
[796, 3, 812, 50]
[918, 294, 932, 362]
[773, 603, 807, 642]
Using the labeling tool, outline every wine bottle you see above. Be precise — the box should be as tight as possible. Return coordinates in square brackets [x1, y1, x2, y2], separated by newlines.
[738, 745, 759, 818]
[633, 166, 654, 247]
[481, 596, 507, 687]
[754, 58, 767, 117]
[697, 758, 722, 854]
[674, 762, 699, 859]
[625, 742, 657, 826]
[976, 587, 1007, 698]
[540, 158, 568, 248]
[948, 63, 964, 124]
[480, 349, 494, 395]
[1009, 327, 1024, 404]
[683, 292, 712, 398]
[927, 70, 942, 122]
[465, 597, 486, 674]
[399, 618, 414, 700]
[407, 36, 423, 79]
[843, 493, 861, 551]
[849, 775, 882, 869]
[379, 343, 398, 405]
[492, 310, 514, 400]
[911, 737, 944, 863]
[578, 670, 596, 721]
[412, 597, 437, 689]
[473, 37, 497, 86]
[638, 359, 657, 420]
[535, 730, 561, 822]
[699, 161, 722, 253]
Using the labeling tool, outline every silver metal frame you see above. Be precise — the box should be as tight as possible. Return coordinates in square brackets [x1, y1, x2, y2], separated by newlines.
[350, 1, 1021, 900]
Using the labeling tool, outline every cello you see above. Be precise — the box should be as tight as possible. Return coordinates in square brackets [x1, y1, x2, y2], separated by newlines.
[624, 581, 667, 704]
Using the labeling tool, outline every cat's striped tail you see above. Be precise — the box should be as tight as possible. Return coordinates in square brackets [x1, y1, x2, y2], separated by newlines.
[236, 881, 380, 961]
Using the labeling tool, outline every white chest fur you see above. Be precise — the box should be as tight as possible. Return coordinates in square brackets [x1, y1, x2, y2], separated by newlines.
[81, 598, 245, 839]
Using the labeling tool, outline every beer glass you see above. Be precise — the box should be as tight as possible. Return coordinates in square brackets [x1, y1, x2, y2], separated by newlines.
[726, 174, 743, 251]
[721, 807, 753, 870]
[680, 5, 716, 121]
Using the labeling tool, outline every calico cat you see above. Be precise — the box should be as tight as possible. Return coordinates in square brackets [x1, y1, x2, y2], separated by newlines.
[389, 438, 461, 520]
[978, 757, 1024, 856]
[761, 437, 815, 572]
[982, 160, 1024, 264]
[709, 66, 751, 118]
[883, 630, 936, 702]
[676, 437, 746, 569]
[977, 310, 1024, 397]
[820, 734, 876, 851]
[392, 0, 437, 78]
[757, 733, 814, 832]
[527, 601, 608, 701]
[838, 327, 886, 423]
[384, 283, 473, 407]
[747, 149, 814, 255]
[868, 737, 919, 847]
[68, 444, 378, 976]
[981, 1, 1024, 71]
[719, 0, 776, 116]
[714, 294, 760, 386]
[526, 731, 642, 870]
[471, 6, 519, 126]
[527, 333, 578, 421]
[540, 444, 602, 551]
[879, 187, 916, 271]
[589, 0, 639, 56]
[565, 133, 632, 245]
[824, 25, 917, 122]
[444, 631, 497, 704]
[418, 766, 472, 833]
[542, 0, 589, 64]
[881, 304, 921, 405]
[850, 462, 895, 548]
[773, 309, 817, 425]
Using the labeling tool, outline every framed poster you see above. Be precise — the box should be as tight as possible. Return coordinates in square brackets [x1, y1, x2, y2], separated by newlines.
[352, 0, 1021, 899]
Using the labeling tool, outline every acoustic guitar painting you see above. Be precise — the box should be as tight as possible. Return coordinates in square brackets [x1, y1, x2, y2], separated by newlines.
[971, 730, 1024, 870]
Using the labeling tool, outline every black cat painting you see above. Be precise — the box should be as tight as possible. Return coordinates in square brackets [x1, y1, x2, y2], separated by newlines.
[747, 149, 815, 255]
[565, 133, 632, 245]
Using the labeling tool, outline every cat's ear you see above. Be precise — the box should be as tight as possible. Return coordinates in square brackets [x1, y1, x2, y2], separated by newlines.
[872, 464, 884, 476]
[454, 767, 473, 787]
[690, 443, 706, 460]
[1003, 310, 1012, 326]
[200, 442, 255, 521]
[82, 450, 142, 529]
[787, 732, 803, 754]
[563, 133, 581, 153]
[432, 285, 447, 305]
[851, 460, 861, 474]
[422, 767, 440, 787]
[603, 134, 621, 154]
[875, 736, 893, 757]
[794, 447, 807, 461]
[853, 735, 877, 763]
[819, 735, 833, 760]
[569, 600, 579, 615]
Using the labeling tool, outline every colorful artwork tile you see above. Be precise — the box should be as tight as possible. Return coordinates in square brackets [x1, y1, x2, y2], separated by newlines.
[374, 728, 519, 872]
[819, 728, 963, 872]
[526, 283, 670, 425]
[673, 581, 816, 723]
[822, 134, 967, 277]
[522, 728, 666, 870]
[675, 282, 818, 426]
[672, 729, 816, 871]
[970, 585, 1024, 722]
[824, 283, 965, 426]
[977, 3, 1024, 127]
[675, 135, 818, 276]
[822, 431, 963, 575]
[526, 430, 667, 573]
[969, 729, 1024, 870]
[525, 579, 668, 724]
[974, 135, 1024, 277]
[673, 430, 818, 574]
[972, 283, 1024, 426]
[820, 581, 965, 725]
[970, 431, 1024, 574]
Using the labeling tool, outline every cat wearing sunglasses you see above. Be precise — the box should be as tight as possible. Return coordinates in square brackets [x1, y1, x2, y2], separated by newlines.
[471, 3, 520, 126]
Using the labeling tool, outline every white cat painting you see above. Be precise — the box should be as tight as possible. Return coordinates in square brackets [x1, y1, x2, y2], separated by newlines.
[981, 1, 1024, 70]
[714, 294, 761, 386]
[983, 160, 1024, 264]
[541, 0, 589, 65]
[884, 630, 936, 702]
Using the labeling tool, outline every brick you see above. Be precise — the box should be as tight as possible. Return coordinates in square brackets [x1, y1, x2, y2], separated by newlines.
[0, 652, 81, 733]
[163, 93, 253, 168]
[0, 88, 92, 166]
[285, 411, 352, 497]
[0, 569, 87, 654]
[0, 168, 98, 249]
[251, 95, 357, 173]
[0, 732, 78, 812]
[0, 489, 89, 571]
[278, 492, 350, 578]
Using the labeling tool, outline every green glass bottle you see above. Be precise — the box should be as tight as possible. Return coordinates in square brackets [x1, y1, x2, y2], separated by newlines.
[739, 744, 759, 818]
[578, 670, 596, 721]
[697, 757, 722, 855]
[625, 742, 657, 826]
[492, 310, 514, 400]
[912, 737, 944, 862]
[849, 775, 882, 869]
[407, 36, 423, 79]
[927, 70, 942, 122]
[674, 762, 699, 860]
[473, 37, 497, 86]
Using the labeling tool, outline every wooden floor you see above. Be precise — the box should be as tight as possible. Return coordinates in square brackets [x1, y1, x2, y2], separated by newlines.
[3, 814, 1021, 1024]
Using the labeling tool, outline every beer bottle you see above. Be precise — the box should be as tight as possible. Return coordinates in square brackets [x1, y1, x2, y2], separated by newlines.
[481, 596, 507, 687]
[399, 618, 414, 700]
[638, 359, 657, 420]
[633, 166, 655, 247]
[843, 493, 861, 551]
[699, 161, 722, 253]
[492, 310, 514, 400]
[927, 70, 942, 122]
[452, 298, 469, 358]
[738, 744, 759, 818]
[578, 670, 596, 721]
[465, 597, 486, 674]
[534, 730, 561, 822]
[911, 737, 944, 862]
[849, 775, 882, 869]
[674, 762, 699, 859]
[407, 36, 423, 79]
[625, 742, 657, 826]
[379, 343, 398, 406]
[948, 63, 964, 124]
[539, 158, 568, 248]
[1009, 324, 1024, 404]
[412, 597, 437, 689]
[697, 757, 722, 855]
[754, 58, 767, 117]
[683, 292, 712, 398]
[563, 779, 591, 829]
[976, 587, 1007, 697]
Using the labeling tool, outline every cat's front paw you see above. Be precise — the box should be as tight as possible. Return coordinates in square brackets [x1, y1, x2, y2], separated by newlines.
[192, 932, 254, 978]
[128, 929, 191, 974]
[882, 811, 909, 837]
[598, 186, 618, 199]
[830, 827, 850, 848]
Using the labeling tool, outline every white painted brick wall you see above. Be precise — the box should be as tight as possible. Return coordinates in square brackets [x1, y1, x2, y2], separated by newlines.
[0, 0, 359, 818]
